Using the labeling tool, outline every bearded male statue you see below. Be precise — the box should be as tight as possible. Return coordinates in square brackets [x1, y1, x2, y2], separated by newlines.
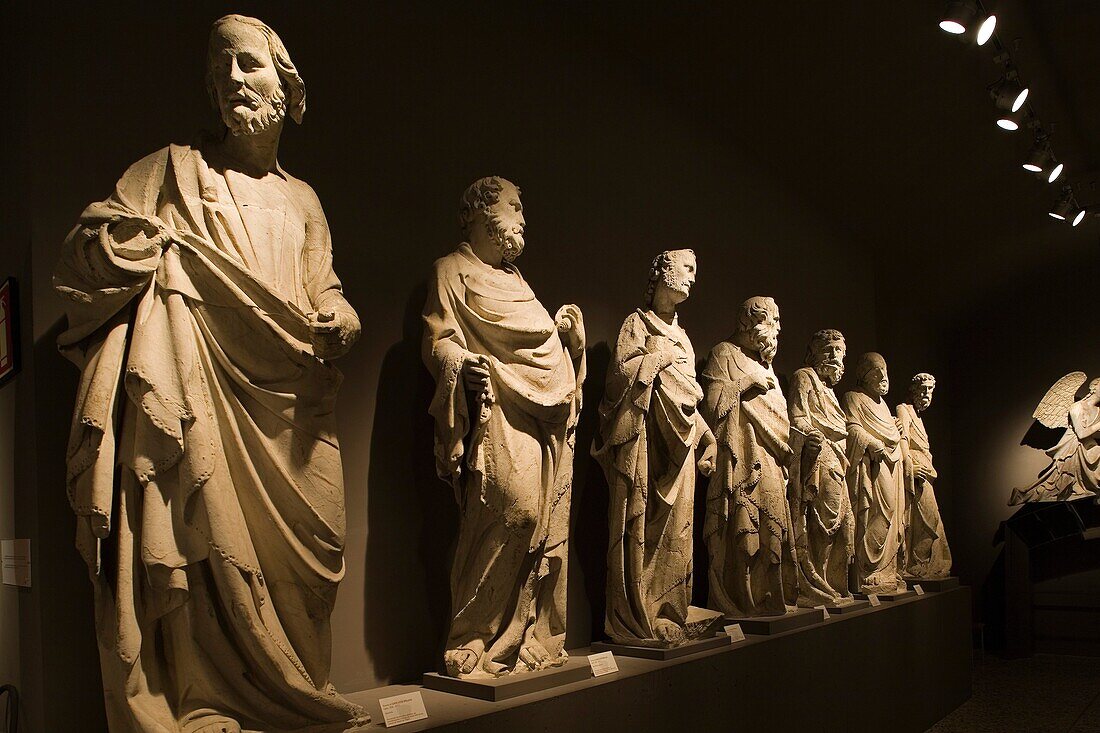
[593, 250, 719, 648]
[701, 297, 797, 617]
[422, 176, 586, 678]
[787, 330, 855, 606]
[53, 15, 366, 733]
[897, 373, 952, 579]
[843, 353, 906, 595]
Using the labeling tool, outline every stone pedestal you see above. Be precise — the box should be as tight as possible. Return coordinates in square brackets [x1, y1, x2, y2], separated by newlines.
[906, 576, 960, 592]
[724, 606, 823, 635]
[422, 657, 592, 702]
[591, 634, 732, 661]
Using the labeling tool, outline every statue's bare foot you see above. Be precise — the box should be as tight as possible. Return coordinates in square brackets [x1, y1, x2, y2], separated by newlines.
[518, 637, 551, 671]
[444, 648, 480, 677]
[182, 715, 241, 733]
[653, 619, 686, 648]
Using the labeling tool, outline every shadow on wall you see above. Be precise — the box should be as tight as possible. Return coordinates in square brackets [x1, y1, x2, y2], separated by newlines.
[363, 281, 456, 683]
[569, 342, 611, 647]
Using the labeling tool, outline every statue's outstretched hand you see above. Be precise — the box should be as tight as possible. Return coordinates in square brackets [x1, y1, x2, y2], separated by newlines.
[309, 310, 360, 360]
[555, 304, 586, 358]
[697, 430, 717, 477]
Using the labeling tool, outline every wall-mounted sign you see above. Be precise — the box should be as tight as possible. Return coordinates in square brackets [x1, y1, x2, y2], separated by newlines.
[0, 278, 18, 387]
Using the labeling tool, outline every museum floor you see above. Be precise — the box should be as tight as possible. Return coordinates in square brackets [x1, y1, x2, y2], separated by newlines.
[928, 654, 1100, 732]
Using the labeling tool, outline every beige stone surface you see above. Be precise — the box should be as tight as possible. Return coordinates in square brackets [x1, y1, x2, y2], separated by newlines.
[593, 250, 717, 648]
[53, 15, 366, 733]
[843, 353, 906, 595]
[422, 177, 585, 678]
[787, 330, 855, 606]
[1010, 374, 1100, 504]
[701, 297, 798, 617]
[898, 373, 952, 579]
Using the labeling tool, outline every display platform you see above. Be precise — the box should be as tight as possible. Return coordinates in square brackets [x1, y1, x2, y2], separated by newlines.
[824, 598, 871, 614]
[906, 576, 960, 592]
[857, 588, 916, 602]
[725, 605, 822, 635]
[342, 588, 971, 732]
[590, 633, 731, 661]
[421, 657, 592, 702]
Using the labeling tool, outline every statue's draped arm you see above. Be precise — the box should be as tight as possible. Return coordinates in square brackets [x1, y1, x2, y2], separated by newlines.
[422, 259, 476, 491]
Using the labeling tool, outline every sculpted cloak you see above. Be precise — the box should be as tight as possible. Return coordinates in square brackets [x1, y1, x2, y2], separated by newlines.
[897, 403, 952, 579]
[1011, 399, 1100, 504]
[54, 143, 366, 731]
[788, 367, 854, 604]
[593, 310, 709, 646]
[843, 390, 905, 594]
[422, 244, 584, 677]
[701, 341, 795, 616]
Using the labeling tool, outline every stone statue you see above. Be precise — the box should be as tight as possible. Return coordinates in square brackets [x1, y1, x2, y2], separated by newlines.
[593, 250, 719, 648]
[53, 15, 367, 733]
[843, 353, 906, 595]
[422, 176, 586, 678]
[897, 373, 953, 579]
[1011, 373, 1100, 504]
[787, 330, 855, 606]
[701, 297, 797, 617]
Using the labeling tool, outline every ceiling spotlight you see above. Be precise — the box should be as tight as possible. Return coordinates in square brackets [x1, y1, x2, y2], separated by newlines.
[997, 106, 1027, 131]
[1047, 162, 1064, 183]
[1072, 208, 1087, 227]
[991, 77, 1029, 113]
[976, 14, 997, 45]
[1022, 137, 1052, 173]
[940, 0, 978, 34]
[1049, 188, 1074, 220]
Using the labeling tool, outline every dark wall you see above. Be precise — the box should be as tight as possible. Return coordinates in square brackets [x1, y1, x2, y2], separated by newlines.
[25, 2, 883, 710]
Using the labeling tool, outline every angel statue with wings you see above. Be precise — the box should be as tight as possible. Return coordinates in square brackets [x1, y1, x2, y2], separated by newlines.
[1010, 373, 1100, 504]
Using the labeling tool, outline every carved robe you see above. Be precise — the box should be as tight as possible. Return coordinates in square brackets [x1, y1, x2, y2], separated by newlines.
[594, 310, 708, 646]
[897, 403, 952, 579]
[843, 390, 905, 594]
[422, 244, 584, 677]
[702, 341, 795, 616]
[787, 367, 854, 605]
[1011, 396, 1100, 504]
[54, 143, 366, 732]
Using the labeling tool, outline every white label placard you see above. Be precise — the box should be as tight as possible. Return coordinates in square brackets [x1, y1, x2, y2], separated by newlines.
[868, 594, 881, 607]
[914, 584, 925, 596]
[378, 691, 428, 727]
[588, 651, 618, 677]
[1, 539, 31, 587]
[814, 604, 831, 620]
[723, 623, 746, 642]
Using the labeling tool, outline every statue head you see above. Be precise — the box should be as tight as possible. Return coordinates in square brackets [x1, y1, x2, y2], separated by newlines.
[734, 296, 780, 366]
[909, 373, 936, 412]
[854, 352, 889, 397]
[805, 329, 846, 387]
[206, 15, 306, 137]
[643, 249, 697, 310]
[1089, 377, 1100, 398]
[459, 176, 525, 262]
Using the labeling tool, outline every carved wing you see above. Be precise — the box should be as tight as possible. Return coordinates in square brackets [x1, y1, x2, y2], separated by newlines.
[1032, 371, 1087, 429]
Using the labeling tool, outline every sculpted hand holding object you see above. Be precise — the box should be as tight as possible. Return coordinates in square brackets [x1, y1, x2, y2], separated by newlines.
[422, 177, 585, 678]
[787, 330, 856, 606]
[54, 15, 366, 732]
[701, 297, 798, 617]
[898, 373, 953, 579]
[593, 250, 721, 648]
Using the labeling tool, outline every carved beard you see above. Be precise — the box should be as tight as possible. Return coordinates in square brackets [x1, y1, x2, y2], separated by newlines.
[486, 213, 525, 262]
[914, 395, 932, 412]
[752, 325, 779, 365]
[816, 360, 844, 387]
[222, 83, 287, 137]
[661, 268, 691, 298]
